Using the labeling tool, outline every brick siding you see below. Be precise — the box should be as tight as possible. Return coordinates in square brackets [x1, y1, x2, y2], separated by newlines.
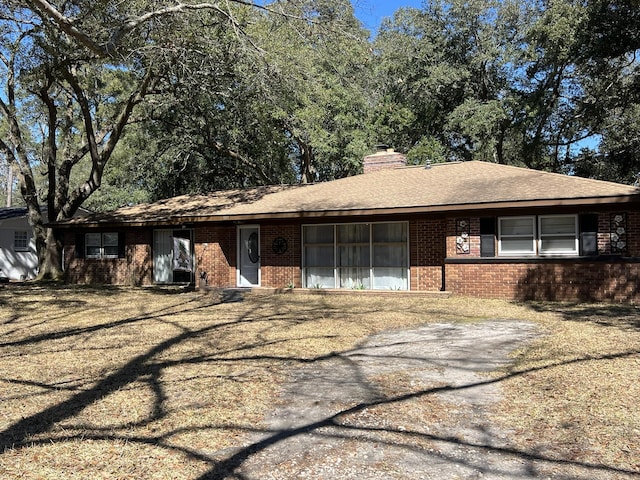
[444, 210, 640, 302]
[64, 230, 152, 285]
[259, 223, 302, 288]
[63, 209, 640, 302]
[445, 260, 640, 302]
[194, 225, 236, 288]
[410, 218, 446, 291]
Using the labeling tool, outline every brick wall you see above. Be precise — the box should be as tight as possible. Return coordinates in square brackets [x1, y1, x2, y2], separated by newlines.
[446, 217, 481, 257]
[410, 218, 446, 291]
[64, 230, 152, 285]
[194, 225, 236, 287]
[444, 210, 640, 301]
[259, 223, 302, 288]
[63, 209, 640, 301]
[446, 260, 640, 302]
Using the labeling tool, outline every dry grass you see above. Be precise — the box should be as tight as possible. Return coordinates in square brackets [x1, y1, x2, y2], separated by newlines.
[492, 302, 640, 477]
[0, 285, 638, 479]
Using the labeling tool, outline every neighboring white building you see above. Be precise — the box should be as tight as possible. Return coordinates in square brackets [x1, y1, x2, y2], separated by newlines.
[0, 207, 38, 281]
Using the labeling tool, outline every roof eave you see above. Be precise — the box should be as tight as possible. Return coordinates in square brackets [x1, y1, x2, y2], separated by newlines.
[50, 194, 640, 229]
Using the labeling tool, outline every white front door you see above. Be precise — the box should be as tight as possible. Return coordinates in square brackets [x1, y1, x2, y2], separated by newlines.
[237, 226, 260, 287]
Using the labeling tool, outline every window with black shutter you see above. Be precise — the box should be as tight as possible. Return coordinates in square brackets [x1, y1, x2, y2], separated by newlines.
[75, 233, 85, 258]
[579, 214, 598, 256]
[480, 217, 496, 257]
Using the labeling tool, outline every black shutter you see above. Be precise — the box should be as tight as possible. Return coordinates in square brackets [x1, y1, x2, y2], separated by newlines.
[480, 217, 496, 257]
[579, 214, 598, 256]
[118, 232, 126, 258]
[75, 233, 85, 259]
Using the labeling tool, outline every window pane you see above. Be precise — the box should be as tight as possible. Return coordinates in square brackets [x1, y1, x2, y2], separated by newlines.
[103, 246, 119, 257]
[540, 216, 576, 235]
[373, 245, 407, 267]
[373, 223, 407, 243]
[305, 246, 334, 267]
[86, 233, 101, 247]
[86, 246, 101, 257]
[339, 267, 370, 289]
[337, 224, 369, 243]
[501, 238, 535, 253]
[14, 231, 28, 250]
[103, 232, 119, 246]
[500, 217, 534, 235]
[373, 267, 408, 290]
[540, 237, 576, 252]
[338, 245, 369, 267]
[304, 225, 333, 244]
[305, 268, 334, 288]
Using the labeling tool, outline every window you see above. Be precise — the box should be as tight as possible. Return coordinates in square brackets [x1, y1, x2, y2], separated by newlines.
[85, 232, 120, 259]
[498, 217, 535, 255]
[497, 215, 579, 257]
[372, 223, 408, 290]
[539, 215, 578, 255]
[480, 218, 496, 257]
[14, 231, 29, 251]
[338, 224, 370, 289]
[579, 214, 598, 256]
[303, 225, 335, 288]
[303, 222, 408, 290]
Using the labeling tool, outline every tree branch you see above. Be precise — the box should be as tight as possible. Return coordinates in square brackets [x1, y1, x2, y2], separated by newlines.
[27, 0, 305, 57]
[26, 0, 106, 55]
[63, 69, 156, 218]
[211, 141, 271, 184]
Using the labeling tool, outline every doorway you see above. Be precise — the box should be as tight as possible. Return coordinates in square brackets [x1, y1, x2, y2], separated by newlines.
[237, 226, 260, 287]
[153, 229, 194, 284]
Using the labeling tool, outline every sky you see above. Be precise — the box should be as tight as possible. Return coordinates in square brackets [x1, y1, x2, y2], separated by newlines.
[352, 0, 424, 33]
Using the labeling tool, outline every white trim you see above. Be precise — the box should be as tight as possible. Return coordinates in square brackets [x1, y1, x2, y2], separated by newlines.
[538, 214, 579, 256]
[498, 214, 581, 257]
[498, 216, 536, 256]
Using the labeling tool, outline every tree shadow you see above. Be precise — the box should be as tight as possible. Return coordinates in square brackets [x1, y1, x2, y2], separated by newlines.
[525, 300, 640, 331]
[515, 260, 640, 305]
[0, 290, 638, 479]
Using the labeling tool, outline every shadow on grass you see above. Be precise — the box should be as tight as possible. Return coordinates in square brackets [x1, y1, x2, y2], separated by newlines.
[0, 289, 638, 479]
[526, 301, 640, 331]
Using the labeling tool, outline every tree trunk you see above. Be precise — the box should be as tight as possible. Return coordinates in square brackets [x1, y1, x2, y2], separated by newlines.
[6, 167, 13, 207]
[299, 141, 315, 184]
[35, 227, 64, 281]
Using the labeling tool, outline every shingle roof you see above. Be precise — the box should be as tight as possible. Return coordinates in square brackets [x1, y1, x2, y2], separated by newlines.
[0, 207, 29, 221]
[55, 161, 640, 227]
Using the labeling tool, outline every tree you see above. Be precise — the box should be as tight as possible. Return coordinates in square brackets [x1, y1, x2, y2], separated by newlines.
[0, 0, 336, 278]
[370, 0, 640, 181]
[128, 0, 373, 201]
[255, 0, 373, 182]
[372, 0, 517, 165]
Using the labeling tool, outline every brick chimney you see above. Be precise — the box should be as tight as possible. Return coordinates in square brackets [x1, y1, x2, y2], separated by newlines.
[363, 146, 407, 174]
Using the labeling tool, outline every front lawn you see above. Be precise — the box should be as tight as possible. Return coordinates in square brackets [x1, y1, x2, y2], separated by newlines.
[0, 286, 638, 479]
